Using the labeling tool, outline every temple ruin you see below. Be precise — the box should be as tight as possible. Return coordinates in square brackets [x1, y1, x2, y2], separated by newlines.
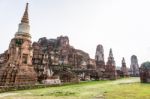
[0, 3, 37, 86]
[105, 49, 117, 80]
[121, 57, 129, 77]
[0, 3, 124, 87]
[32, 36, 92, 83]
[130, 55, 139, 76]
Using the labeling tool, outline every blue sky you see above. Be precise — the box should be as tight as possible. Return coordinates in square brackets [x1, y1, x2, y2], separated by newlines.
[0, 0, 150, 67]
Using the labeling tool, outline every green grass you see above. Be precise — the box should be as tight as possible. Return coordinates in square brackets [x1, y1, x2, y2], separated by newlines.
[0, 77, 150, 99]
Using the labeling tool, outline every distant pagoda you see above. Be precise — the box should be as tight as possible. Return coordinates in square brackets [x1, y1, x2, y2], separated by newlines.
[130, 55, 139, 76]
[121, 57, 129, 77]
[105, 48, 117, 80]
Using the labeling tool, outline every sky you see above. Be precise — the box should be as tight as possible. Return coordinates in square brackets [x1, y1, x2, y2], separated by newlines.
[0, 0, 150, 67]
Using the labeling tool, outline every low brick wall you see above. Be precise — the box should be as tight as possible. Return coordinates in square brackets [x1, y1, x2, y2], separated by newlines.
[0, 84, 60, 93]
[0, 82, 79, 93]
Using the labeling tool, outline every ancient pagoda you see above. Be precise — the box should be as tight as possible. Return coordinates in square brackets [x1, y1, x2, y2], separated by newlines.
[105, 48, 117, 79]
[95, 44, 105, 69]
[121, 57, 129, 77]
[130, 55, 139, 76]
[0, 3, 37, 86]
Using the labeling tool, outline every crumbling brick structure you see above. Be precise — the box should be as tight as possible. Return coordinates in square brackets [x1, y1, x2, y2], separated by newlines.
[0, 3, 37, 86]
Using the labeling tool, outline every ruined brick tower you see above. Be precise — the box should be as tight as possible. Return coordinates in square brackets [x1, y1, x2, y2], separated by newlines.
[95, 44, 105, 69]
[130, 55, 139, 76]
[107, 49, 115, 66]
[121, 57, 129, 77]
[0, 3, 37, 86]
[105, 48, 117, 79]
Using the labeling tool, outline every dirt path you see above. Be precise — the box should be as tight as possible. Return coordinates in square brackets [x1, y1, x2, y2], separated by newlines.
[110, 77, 140, 85]
[0, 93, 18, 98]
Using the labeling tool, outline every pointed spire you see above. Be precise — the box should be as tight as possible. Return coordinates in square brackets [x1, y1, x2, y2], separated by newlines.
[21, 3, 29, 24]
[109, 48, 113, 57]
[122, 57, 125, 64]
[107, 48, 115, 66]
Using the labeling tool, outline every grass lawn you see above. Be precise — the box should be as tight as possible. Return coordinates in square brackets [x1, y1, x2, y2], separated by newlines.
[0, 77, 150, 99]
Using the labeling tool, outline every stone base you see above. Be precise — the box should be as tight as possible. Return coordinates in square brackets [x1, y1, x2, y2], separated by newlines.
[0, 65, 37, 86]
